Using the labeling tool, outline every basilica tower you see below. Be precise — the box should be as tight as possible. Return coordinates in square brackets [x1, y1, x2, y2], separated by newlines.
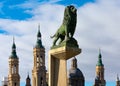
[25, 74, 31, 86]
[116, 74, 120, 86]
[32, 25, 47, 86]
[8, 38, 20, 86]
[93, 50, 106, 86]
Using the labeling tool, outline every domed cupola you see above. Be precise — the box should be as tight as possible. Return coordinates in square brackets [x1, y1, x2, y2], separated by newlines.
[69, 57, 85, 86]
[69, 58, 84, 78]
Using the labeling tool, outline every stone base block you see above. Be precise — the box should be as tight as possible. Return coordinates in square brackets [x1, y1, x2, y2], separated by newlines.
[50, 46, 81, 60]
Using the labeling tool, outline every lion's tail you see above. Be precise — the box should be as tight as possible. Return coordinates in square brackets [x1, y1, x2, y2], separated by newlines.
[50, 34, 55, 38]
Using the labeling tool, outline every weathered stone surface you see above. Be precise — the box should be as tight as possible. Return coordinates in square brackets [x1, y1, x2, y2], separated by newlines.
[50, 46, 81, 60]
[49, 46, 81, 86]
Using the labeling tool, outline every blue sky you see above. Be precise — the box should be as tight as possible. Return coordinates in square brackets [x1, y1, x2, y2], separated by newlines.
[0, 0, 120, 86]
[0, 0, 95, 20]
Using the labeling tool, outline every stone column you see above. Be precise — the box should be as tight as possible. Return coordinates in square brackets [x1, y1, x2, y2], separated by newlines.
[49, 46, 81, 86]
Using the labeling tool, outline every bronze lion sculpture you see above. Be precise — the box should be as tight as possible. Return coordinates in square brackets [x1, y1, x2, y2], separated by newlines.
[51, 5, 77, 46]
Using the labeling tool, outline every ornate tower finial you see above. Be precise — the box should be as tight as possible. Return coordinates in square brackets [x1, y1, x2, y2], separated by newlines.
[27, 72, 29, 78]
[117, 74, 119, 81]
[10, 37, 18, 58]
[26, 72, 31, 86]
[13, 36, 15, 43]
[38, 23, 40, 30]
[35, 24, 44, 48]
[12, 36, 16, 49]
[71, 57, 77, 69]
[27, 72, 30, 79]
[116, 74, 120, 86]
[37, 23, 41, 38]
[97, 49, 103, 66]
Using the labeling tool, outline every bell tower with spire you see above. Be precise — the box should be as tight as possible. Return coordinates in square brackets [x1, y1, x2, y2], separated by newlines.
[32, 24, 46, 86]
[25, 73, 31, 86]
[116, 74, 120, 86]
[8, 38, 20, 86]
[93, 49, 106, 86]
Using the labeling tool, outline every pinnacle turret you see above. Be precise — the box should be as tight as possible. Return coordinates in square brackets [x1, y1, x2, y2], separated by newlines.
[71, 57, 77, 69]
[117, 74, 119, 81]
[27, 73, 30, 80]
[26, 73, 31, 86]
[96, 49, 103, 66]
[37, 24, 41, 38]
[116, 74, 120, 86]
[10, 37, 18, 58]
[35, 24, 44, 48]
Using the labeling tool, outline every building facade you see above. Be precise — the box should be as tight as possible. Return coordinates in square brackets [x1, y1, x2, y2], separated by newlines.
[8, 39, 20, 86]
[3, 25, 120, 86]
[32, 25, 47, 86]
[93, 50, 106, 86]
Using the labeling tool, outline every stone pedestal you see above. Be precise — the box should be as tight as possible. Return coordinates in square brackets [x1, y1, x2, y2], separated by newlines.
[49, 46, 81, 86]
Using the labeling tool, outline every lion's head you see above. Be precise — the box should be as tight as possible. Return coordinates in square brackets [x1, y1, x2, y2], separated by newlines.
[67, 5, 77, 15]
[63, 5, 77, 24]
[64, 5, 77, 18]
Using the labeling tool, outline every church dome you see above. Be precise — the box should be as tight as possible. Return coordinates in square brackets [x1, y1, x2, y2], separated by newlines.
[69, 57, 84, 79]
[69, 68, 84, 79]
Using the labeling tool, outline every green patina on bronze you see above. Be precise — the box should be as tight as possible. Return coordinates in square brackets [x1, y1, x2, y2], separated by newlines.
[51, 5, 78, 49]
[51, 38, 78, 49]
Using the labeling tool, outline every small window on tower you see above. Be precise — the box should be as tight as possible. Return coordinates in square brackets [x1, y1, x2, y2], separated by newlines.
[40, 56, 43, 66]
[37, 54, 39, 57]
[14, 82, 16, 86]
[40, 77, 43, 85]
[37, 57, 39, 62]
[12, 65, 17, 74]
[14, 65, 17, 74]
[37, 57, 39, 67]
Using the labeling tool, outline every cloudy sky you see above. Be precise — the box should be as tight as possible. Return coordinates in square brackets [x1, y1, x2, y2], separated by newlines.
[0, 0, 120, 86]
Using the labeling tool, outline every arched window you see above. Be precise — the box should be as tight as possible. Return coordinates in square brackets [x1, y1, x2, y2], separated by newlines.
[14, 65, 17, 74]
[37, 55, 39, 67]
[40, 56, 43, 66]
[12, 65, 17, 74]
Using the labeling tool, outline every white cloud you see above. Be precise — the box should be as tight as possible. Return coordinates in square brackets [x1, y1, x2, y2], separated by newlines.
[0, 0, 120, 85]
